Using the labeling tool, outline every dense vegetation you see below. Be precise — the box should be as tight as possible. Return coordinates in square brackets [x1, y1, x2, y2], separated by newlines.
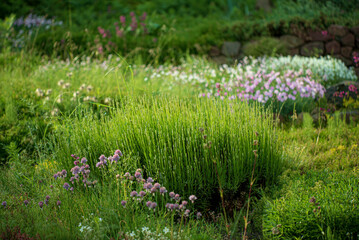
[1, 1, 359, 239]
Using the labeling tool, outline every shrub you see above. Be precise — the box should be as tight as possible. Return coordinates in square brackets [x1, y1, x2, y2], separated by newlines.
[243, 37, 288, 58]
[48, 96, 284, 208]
[263, 170, 359, 239]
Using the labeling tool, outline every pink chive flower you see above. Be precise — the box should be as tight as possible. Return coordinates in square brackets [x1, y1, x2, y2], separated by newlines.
[121, 200, 126, 207]
[189, 195, 197, 203]
[63, 183, 70, 190]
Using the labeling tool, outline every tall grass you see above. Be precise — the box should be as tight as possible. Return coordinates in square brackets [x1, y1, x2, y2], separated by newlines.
[47, 96, 284, 207]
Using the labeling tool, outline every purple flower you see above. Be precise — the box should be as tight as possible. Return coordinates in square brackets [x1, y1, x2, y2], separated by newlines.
[61, 170, 67, 177]
[150, 187, 157, 194]
[114, 150, 123, 156]
[2, 201, 6, 208]
[74, 160, 79, 165]
[184, 209, 190, 217]
[130, 12, 135, 17]
[174, 194, 181, 201]
[45, 195, 50, 200]
[81, 158, 87, 164]
[182, 201, 188, 206]
[24, 200, 29, 206]
[124, 172, 130, 179]
[39, 201, 44, 208]
[57, 201, 61, 207]
[71, 166, 80, 175]
[146, 201, 152, 208]
[63, 183, 70, 190]
[112, 154, 120, 163]
[96, 162, 103, 168]
[196, 212, 202, 219]
[130, 191, 138, 198]
[140, 12, 147, 22]
[134, 171, 141, 179]
[139, 191, 146, 197]
[70, 187, 74, 192]
[147, 177, 154, 183]
[99, 155, 106, 161]
[154, 183, 160, 189]
[160, 187, 167, 194]
[121, 200, 127, 207]
[53, 174, 59, 180]
[189, 195, 197, 203]
[150, 202, 157, 209]
[169, 192, 175, 198]
[50, 185, 53, 189]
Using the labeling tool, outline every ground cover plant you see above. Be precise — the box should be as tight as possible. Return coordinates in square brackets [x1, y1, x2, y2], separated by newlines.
[2, 1, 359, 239]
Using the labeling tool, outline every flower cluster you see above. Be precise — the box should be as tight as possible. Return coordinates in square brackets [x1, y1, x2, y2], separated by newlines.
[95, 149, 122, 168]
[353, 52, 359, 67]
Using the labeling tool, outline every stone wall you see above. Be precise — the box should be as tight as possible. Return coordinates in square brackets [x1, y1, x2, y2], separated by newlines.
[210, 24, 359, 78]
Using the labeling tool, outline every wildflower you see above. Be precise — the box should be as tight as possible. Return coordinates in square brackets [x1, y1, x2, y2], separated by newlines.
[124, 172, 130, 179]
[63, 183, 70, 190]
[57, 201, 61, 207]
[184, 209, 190, 217]
[121, 200, 127, 208]
[74, 160, 79, 165]
[35, 88, 44, 97]
[169, 192, 175, 198]
[50, 185, 53, 189]
[45, 195, 50, 200]
[99, 155, 106, 161]
[150, 187, 157, 194]
[160, 187, 167, 195]
[87, 85, 93, 92]
[57, 80, 64, 86]
[112, 154, 119, 163]
[309, 197, 316, 204]
[104, 98, 112, 104]
[53, 173, 59, 180]
[154, 183, 161, 189]
[114, 149, 123, 156]
[189, 195, 197, 203]
[139, 191, 146, 197]
[46, 89, 52, 95]
[71, 166, 80, 175]
[150, 202, 157, 210]
[73, 91, 80, 97]
[182, 201, 188, 206]
[2, 201, 6, 208]
[61, 169, 67, 177]
[130, 191, 138, 198]
[78, 157, 87, 165]
[51, 108, 59, 116]
[63, 83, 71, 89]
[24, 200, 29, 206]
[147, 177, 154, 183]
[79, 84, 86, 91]
[163, 227, 170, 234]
[174, 194, 181, 201]
[134, 171, 141, 179]
[96, 162, 103, 168]
[70, 187, 74, 192]
[197, 212, 202, 219]
[39, 201, 44, 209]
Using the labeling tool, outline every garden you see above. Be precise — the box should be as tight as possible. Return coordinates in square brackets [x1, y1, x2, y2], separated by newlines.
[1, 0, 359, 239]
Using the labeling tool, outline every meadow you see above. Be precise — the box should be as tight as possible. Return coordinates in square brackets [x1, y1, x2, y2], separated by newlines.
[1, 1, 359, 239]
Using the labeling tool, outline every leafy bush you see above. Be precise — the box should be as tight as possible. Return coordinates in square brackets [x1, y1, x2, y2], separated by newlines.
[263, 170, 359, 239]
[243, 37, 288, 57]
[267, 56, 358, 87]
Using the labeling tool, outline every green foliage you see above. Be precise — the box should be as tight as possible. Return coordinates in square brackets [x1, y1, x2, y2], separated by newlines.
[263, 170, 359, 239]
[243, 37, 288, 57]
[48, 96, 284, 208]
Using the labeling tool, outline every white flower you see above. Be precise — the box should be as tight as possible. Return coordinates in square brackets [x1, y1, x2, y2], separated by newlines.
[163, 227, 169, 234]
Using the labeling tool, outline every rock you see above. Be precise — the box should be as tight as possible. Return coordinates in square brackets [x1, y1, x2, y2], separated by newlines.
[341, 46, 352, 58]
[307, 29, 332, 41]
[280, 35, 304, 48]
[355, 68, 359, 78]
[334, 54, 353, 66]
[212, 56, 227, 65]
[209, 46, 221, 57]
[350, 26, 359, 37]
[340, 110, 359, 124]
[289, 48, 299, 56]
[300, 42, 324, 56]
[328, 25, 348, 37]
[221, 41, 241, 58]
[256, 0, 272, 12]
[325, 41, 341, 54]
[341, 33, 355, 46]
